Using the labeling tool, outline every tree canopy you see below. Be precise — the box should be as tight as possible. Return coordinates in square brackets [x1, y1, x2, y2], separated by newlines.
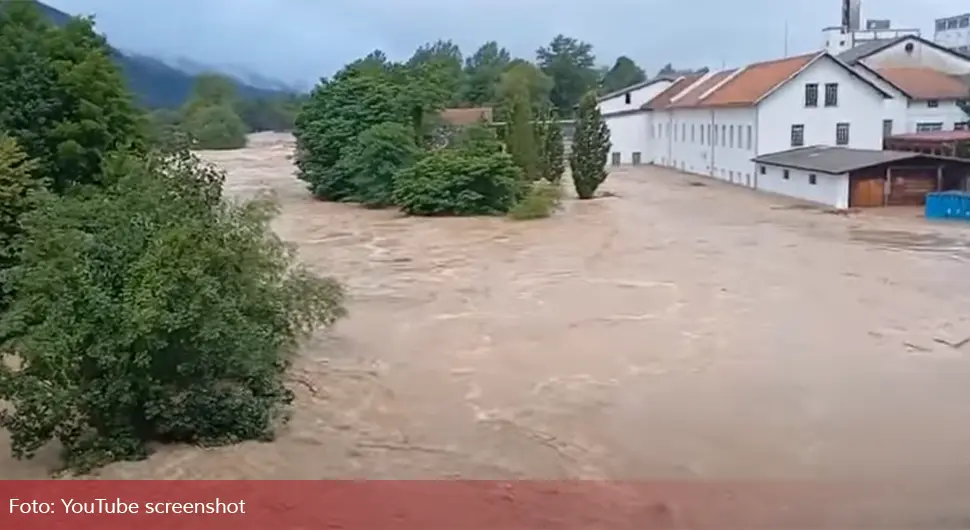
[601, 56, 647, 94]
[536, 35, 599, 117]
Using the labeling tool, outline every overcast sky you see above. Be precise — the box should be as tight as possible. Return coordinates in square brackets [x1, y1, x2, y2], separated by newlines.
[45, 0, 968, 87]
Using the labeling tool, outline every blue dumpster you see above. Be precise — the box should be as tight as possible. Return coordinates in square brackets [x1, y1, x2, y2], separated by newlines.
[925, 191, 970, 222]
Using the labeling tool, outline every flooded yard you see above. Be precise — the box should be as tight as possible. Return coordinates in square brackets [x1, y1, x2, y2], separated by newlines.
[4, 133, 970, 515]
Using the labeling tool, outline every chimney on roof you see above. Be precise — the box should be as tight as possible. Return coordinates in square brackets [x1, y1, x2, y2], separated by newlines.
[842, 0, 861, 32]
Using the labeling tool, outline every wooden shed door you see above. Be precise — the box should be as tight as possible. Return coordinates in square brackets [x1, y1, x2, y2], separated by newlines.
[888, 170, 936, 206]
[850, 178, 884, 207]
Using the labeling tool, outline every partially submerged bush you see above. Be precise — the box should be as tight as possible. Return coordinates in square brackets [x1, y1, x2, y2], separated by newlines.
[509, 179, 562, 220]
[392, 151, 522, 216]
[341, 122, 420, 207]
[448, 122, 504, 157]
[182, 104, 248, 150]
[0, 150, 346, 472]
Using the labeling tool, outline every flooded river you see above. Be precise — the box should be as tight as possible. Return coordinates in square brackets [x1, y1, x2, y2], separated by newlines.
[4, 132, 970, 522]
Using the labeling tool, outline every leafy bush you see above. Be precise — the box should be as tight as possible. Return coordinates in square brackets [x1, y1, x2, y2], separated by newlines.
[182, 104, 248, 150]
[392, 151, 522, 216]
[509, 179, 562, 220]
[448, 122, 504, 156]
[339, 122, 420, 207]
[0, 150, 346, 472]
[570, 92, 611, 199]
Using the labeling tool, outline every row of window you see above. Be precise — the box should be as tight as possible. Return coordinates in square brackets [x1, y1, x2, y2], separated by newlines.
[803, 82, 839, 108]
[655, 121, 754, 150]
[789, 123, 850, 147]
[936, 15, 970, 31]
[758, 165, 818, 186]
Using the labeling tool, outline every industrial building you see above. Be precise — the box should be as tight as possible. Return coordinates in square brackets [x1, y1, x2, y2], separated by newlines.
[596, 0, 970, 209]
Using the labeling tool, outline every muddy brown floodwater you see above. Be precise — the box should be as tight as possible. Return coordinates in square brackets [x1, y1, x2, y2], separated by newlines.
[4, 132, 970, 518]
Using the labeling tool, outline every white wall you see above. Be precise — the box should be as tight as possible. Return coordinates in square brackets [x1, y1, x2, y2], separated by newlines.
[606, 113, 649, 165]
[758, 56, 886, 155]
[599, 81, 673, 115]
[860, 38, 970, 75]
[600, 81, 673, 165]
[756, 164, 850, 209]
[903, 100, 969, 132]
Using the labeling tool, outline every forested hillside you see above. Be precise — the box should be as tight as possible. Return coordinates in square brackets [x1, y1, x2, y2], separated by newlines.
[25, 0, 290, 108]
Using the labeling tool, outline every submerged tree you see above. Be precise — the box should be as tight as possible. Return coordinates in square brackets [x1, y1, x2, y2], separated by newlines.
[570, 92, 611, 199]
[0, 150, 346, 472]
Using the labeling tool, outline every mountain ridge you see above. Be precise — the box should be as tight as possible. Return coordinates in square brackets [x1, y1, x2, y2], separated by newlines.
[27, 1, 296, 108]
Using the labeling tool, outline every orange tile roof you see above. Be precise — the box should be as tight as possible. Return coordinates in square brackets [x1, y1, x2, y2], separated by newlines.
[697, 52, 820, 108]
[641, 73, 706, 110]
[440, 107, 493, 125]
[666, 69, 737, 109]
[874, 67, 969, 100]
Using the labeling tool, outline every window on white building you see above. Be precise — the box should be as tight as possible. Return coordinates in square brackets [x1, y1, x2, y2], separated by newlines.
[927, 100, 939, 108]
[682, 123, 686, 142]
[746, 125, 752, 150]
[729, 125, 735, 148]
[916, 122, 944, 132]
[824, 83, 838, 107]
[790, 124, 805, 147]
[804, 83, 818, 107]
[882, 119, 893, 137]
[836, 123, 850, 145]
[956, 122, 969, 131]
[700, 124, 705, 144]
[759, 165, 766, 175]
[721, 124, 726, 147]
[624, 93, 631, 104]
[783, 169, 790, 180]
[948, 18, 958, 29]
[691, 124, 695, 143]
[937, 20, 947, 31]
[961, 16, 969, 28]
[808, 174, 817, 185]
[711, 124, 717, 145]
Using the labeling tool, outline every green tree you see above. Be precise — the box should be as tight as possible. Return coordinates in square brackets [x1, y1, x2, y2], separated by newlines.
[534, 109, 565, 184]
[449, 121, 504, 157]
[0, 149, 346, 472]
[502, 83, 538, 181]
[0, 135, 43, 311]
[570, 92, 611, 199]
[601, 56, 646, 94]
[536, 35, 599, 117]
[341, 122, 420, 207]
[295, 67, 411, 200]
[495, 61, 553, 120]
[182, 104, 248, 150]
[295, 60, 448, 200]
[408, 40, 464, 105]
[460, 41, 511, 106]
[392, 151, 522, 216]
[0, 2, 145, 192]
[235, 97, 298, 132]
[182, 73, 239, 117]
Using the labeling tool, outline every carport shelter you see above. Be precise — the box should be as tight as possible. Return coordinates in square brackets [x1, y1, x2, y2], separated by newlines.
[751, 146, 970, 208]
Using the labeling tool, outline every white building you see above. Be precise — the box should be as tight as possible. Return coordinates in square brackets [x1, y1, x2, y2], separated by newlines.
[823, 25, 919, 57]
[639, 51, 892, 190]
[597, 77, 676, 166]
[837, 34, 970, 76]
[934, 14, 970, 55]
